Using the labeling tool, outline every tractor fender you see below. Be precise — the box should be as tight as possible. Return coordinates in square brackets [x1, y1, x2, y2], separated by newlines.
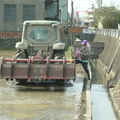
[15, 42, 28, 50]
[53, 43, 65, 50]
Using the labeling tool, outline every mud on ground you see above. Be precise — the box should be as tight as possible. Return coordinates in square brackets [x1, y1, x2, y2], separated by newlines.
[0, 51, 89, 120]
[0, 50, 16, 58]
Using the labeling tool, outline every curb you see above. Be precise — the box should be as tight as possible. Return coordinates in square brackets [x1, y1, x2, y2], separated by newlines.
[85, 63, 92, 120]
[80, 62, 92, 120]
[85, 80, 92, 120]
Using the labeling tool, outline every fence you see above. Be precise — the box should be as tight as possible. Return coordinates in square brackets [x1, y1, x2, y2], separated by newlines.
[0, 30, 119, 49]
[96, 29, 120, 39]
[0, 37, 21, 50]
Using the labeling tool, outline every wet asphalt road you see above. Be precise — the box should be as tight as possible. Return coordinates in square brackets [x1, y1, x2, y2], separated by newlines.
[0, 65, 84, 120]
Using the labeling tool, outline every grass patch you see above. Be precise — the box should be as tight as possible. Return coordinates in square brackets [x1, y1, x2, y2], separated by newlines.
[0, 48, 16, 51]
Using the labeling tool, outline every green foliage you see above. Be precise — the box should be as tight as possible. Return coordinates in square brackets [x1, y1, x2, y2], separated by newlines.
[74, 34, 80, 38]
[95, 7, 120, 29]
[0, 48, 16, 50]
[103, 18, 118, 29]
[65, 46, 74, 59]
[118, 17, 120, 24]
[94, 24, 98, 29]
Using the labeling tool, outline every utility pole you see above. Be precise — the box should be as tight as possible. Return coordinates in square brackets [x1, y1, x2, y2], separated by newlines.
[97, 0, 102, 8]
[92, 3, 95, 26]
[71, 0, 73, 27]
[100, 0, 102, 7]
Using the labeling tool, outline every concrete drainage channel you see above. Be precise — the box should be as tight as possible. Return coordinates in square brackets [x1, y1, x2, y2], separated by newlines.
[91, 84, 116, 120]
[79, 63, 117, 120]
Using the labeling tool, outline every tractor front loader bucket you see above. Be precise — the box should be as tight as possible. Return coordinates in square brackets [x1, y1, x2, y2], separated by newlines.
[0, 56, 76, 80]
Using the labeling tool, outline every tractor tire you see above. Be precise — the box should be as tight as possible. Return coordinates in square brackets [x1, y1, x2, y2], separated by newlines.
[15, 79, 28, 85]
[53, 51, 66, 85]
[53, 51, 65, 59]
[15, 50, 28, 85]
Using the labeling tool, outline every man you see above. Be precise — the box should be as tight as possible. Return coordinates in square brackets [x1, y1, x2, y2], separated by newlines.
[75, 40, 91, 80]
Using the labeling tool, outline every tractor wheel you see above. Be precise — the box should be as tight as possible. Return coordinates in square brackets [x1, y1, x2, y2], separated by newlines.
[15, 50, 28, 85]
[16, 49, 27, 59]
[15, 79, 28, 85]
[55, 79, 65, 86]
[53, 51, 66, 85]
[53, 51, 65, 59]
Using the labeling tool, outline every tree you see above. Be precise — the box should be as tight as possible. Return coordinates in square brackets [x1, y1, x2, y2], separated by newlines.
[96, 0, 102, 7]
[94, 7, 120, 29]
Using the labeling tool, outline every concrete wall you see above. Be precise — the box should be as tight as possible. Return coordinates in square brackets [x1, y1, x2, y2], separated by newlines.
[0, 27, 88, 37]
[61, 27, 86, 33]
[0, 0, 44, 32]
[91, 34, 120, 86]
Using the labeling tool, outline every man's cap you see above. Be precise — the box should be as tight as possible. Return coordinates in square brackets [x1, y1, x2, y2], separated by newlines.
[81, 40, 88, 45]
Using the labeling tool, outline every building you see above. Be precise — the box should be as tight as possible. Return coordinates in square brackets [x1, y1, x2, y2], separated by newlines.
[59, 0, 68, 26]
[0, 0, 68, 32]
[84, 9, 94, 27]
[0, 0, 45, 32]
[45, 0, 68, 27]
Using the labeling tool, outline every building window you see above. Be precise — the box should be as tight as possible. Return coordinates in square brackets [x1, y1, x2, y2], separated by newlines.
[4, 5, 16, 21]
[23, 5, 35, 21]
[88, 12, 93, 15]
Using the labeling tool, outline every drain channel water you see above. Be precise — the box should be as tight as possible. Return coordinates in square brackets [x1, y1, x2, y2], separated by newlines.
[90, 61, 117, 120]
[91, 84, 116, 120]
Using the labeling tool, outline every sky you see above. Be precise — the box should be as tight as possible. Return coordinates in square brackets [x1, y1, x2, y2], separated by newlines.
[68, 0, 120, 13]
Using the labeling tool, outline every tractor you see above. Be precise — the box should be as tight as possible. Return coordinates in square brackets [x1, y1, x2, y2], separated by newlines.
[0, 20, 75, 85]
